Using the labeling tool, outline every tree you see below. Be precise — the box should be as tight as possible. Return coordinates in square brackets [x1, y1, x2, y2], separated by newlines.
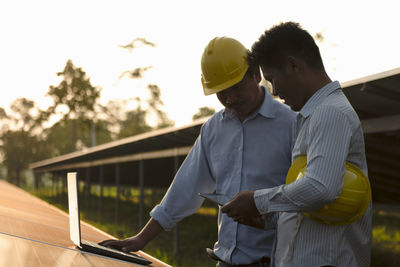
[192, 106, 216, 121]
[47, 60, 100, 119]
[1, 130, 35, 185]
[118, 107, 152, 139]
[47, 60, 100, 120]
[314, 32, 324, 43]
[44, 117, 112, 156]
[0, 98, 48, 185]
[46, 60, 106, 152]
[146, 84, 174, 129]
[117, 38, 174, 138]
[119, 37, 155, 52]
[7, 98, 44, 133]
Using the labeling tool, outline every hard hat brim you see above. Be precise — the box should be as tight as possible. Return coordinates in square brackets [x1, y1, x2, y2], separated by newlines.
[202, 64, 248, 96]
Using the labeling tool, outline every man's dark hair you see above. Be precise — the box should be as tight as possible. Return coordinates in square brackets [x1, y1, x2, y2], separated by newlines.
[249, 21, 325, 70]
[246, 49, 259, 76]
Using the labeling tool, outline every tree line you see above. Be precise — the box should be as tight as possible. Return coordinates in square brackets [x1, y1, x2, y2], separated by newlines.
[0, 38, 215, 186]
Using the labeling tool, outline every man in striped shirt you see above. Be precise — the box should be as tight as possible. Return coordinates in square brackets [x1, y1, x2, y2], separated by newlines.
[222, 22, 372, 267]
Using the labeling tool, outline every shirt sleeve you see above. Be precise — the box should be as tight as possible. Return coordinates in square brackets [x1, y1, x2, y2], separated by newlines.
[150, 125, 216, 230]
[254, 105, 352, 214]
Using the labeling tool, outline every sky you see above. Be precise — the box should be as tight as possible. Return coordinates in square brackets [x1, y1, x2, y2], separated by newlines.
[1, 0, 400, 127]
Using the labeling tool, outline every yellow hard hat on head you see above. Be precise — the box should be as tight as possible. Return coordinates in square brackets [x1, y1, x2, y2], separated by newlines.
[286, 155, 371, 225]
[201, 37, 249, 96]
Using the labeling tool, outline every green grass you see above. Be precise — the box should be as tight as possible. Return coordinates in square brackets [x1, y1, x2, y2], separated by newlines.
[371, 207, 400, 267]
[27, 184, 400, 267]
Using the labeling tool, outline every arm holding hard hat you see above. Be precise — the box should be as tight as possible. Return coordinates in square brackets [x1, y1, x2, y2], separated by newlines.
[223, 105, 369, 226]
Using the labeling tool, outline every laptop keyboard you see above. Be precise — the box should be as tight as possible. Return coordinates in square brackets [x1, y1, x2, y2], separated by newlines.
[84, 240, 130, 254]
[82, 240, 151, 265]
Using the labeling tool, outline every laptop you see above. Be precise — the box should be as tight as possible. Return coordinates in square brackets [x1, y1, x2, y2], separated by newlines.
[67, 172, 152, 265]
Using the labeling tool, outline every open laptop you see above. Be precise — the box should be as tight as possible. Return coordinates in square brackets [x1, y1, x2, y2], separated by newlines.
[67, 172, 152, 265]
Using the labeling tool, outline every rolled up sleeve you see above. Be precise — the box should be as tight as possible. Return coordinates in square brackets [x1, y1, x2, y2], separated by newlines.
[150, 127, 216, 230]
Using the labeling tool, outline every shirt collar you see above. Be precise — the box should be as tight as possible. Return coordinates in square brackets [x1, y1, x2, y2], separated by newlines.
[221, 86, 275, 121]
[299, 81, 341, 118]
[258, 87, 276, 119]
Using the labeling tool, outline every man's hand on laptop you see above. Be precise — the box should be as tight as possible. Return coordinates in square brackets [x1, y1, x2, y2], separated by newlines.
[99, 236, 146, 252]
[99, 218, 164, 253]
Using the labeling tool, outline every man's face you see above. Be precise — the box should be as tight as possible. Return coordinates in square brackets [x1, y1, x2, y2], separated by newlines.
[261, 64, 303, 111]
[216, 72, 262, 119]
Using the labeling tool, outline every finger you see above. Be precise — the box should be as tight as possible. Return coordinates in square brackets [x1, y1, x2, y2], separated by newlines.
[232, 215, 241, 222]
[220, 204, 229, 213]
[225, 212, 234, 218]
[98, 239, 115, 246]
[222, 206, 236, 217]
[121, 246, 138, 253]
[102, 240, 124, 249]
[121, 240, 144, 253]
[226, 211, 237, 218]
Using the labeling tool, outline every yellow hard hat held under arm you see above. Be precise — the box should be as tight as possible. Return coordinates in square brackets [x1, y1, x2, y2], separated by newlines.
[201, 37, 249, 96]
[286, 155, 371, 225]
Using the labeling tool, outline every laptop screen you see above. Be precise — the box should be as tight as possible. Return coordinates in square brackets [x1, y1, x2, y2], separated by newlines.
[67, 172, 81, 247]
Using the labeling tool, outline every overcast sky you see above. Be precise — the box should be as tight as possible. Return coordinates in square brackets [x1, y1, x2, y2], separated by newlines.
[1, 0, 399, 126]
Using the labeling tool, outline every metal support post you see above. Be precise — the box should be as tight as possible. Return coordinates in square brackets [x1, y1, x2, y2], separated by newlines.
[86, 168, 90, 213]
[115, 163, 120, 224]
[99, 165, 104, 221]
[174, 153, 180, 265]
[139, 160, 145, 229]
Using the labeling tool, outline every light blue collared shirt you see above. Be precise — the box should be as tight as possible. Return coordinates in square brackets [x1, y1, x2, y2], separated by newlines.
[151, 88, 296, 264]
[254, 81, 372, 267]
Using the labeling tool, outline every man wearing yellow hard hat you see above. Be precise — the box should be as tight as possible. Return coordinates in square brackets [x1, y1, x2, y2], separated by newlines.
[100, 37, 296, 266]
[222, 22, 372, 266]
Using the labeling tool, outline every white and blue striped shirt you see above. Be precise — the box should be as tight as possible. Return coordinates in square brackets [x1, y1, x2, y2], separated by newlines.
[254, 81, 372, 267]
[151, 88, 296, 264]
